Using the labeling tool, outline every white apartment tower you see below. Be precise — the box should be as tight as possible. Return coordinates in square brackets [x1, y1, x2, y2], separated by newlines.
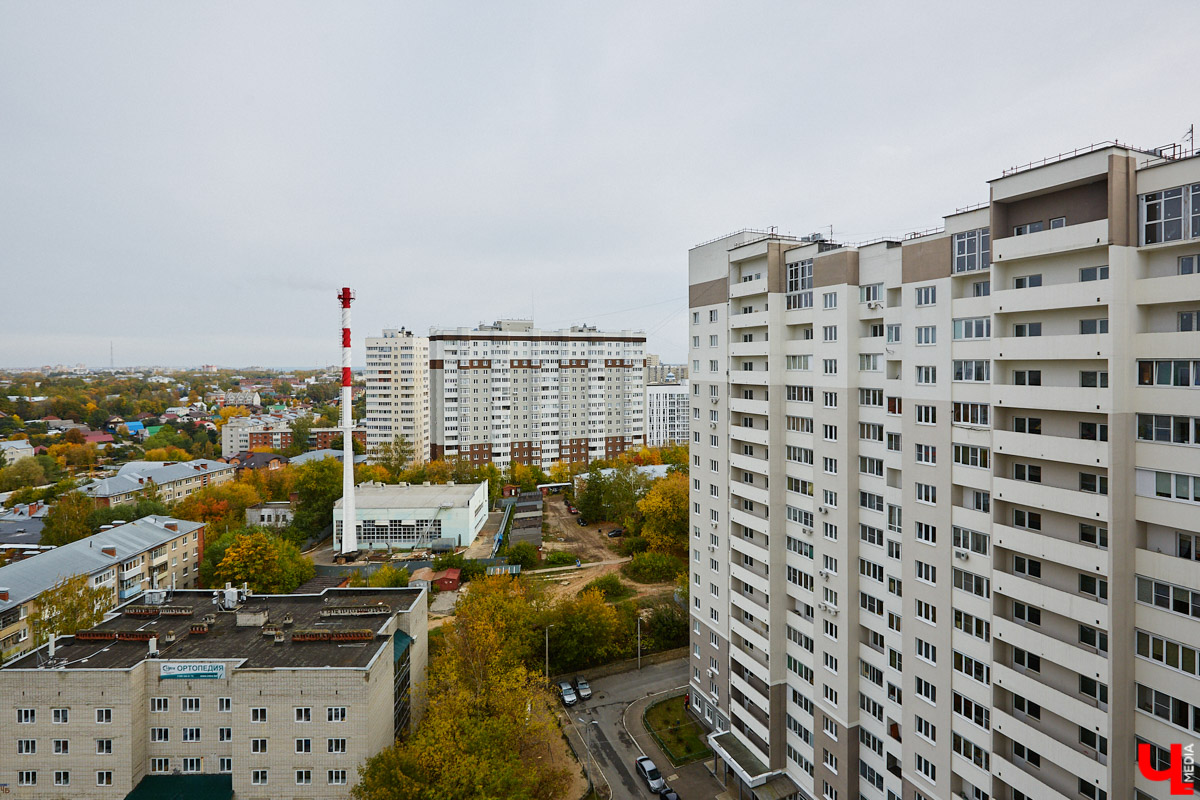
[428, 320, 645, 469]
[689, 144, 1200, 800]
[364, 328, 430, 464]
[646, 379, 690, 447]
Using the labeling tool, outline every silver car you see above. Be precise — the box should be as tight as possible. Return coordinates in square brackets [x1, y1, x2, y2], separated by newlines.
[635, 756, 665, 793]
[557, 680, 578, 706]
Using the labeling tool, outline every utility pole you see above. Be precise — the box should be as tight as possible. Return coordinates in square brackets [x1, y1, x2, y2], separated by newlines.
[545, 624, 554, 680]
[637, 616, 642, 670]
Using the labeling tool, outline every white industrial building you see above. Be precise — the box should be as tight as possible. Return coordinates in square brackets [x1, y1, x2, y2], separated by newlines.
[332, 481, 488, 551]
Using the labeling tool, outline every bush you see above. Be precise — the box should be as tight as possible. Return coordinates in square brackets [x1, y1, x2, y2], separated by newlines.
[504, 541, 539, 570]
[432, 552, 486, 582]
[544, 551, 579, 567]
[616, 535, 649, 557]
[621, 552, 685, 584]
[581, 573, 634, 602]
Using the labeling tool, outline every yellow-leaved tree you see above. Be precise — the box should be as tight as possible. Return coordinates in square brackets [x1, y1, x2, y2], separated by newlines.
[637, 470, 689, 554]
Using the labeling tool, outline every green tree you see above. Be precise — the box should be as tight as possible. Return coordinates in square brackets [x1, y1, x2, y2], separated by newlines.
[503, 541, 539, 571]
[549, 588, 624, 672]
[374, 435, 414, 479]
[212, 529, 314, 593]
[644, 601, 688, 652]
[87, 498, 169, 532]
[621, 552, 685, 584]
[28, 573, 115, 645]
[41, 492, 96, 546]
[576, 465, 606, 522]
[602, 462, 650, 532]
[290, 456, 343, 540]
[0, 456, 46, 491]
[348, 564, 410, 588]
[284, 416, 315, 457]
[329, 434, 366, 455]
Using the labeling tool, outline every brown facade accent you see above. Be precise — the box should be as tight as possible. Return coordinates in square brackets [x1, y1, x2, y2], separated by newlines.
[689, 276, 728, 308]
[992, 177, 1108, 238]
[429, 359, 444, 370]
[759, 240, 789, 293]
[430, 443, 444, 461]
[458, 359, 492, 369]
[768, 681, 786, 770]
[247, 431, 293, 449]
[813, 705, 859, 800]
[508, 440, 541, 466]
[558, 437, 589, 464]
[603, 436, 632, 459]
[900, 235, 952, 284]
[813, 248, 859, 287]
[311, 429, 367, 449]
[1108, 153, 1139, 246]
[561, 359, 589, 369]
[603, 359, 639, 368]
[511, 359, 535, 368]
[461, 443, 493, 465]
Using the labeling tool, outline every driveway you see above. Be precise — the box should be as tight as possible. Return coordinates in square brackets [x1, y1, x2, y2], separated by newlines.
[561, 659, 723, 800]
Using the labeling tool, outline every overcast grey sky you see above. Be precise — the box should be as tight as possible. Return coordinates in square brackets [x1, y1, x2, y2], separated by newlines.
[1, 1, 1194, 369]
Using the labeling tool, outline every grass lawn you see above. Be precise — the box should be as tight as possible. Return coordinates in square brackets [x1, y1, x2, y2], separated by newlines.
[643, 694, 712, 766]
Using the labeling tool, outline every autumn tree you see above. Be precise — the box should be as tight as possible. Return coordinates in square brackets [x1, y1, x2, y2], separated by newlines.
[348, 564, 410, 588]
[212, 529, 314, 593]
[290, 456, 343, 541]
[0, 456, 46, 491]
[142, 445, 193, 462]
[637, 471, 689, 554]
[28, 574, 114, 645]
[216, 406, 251, 429]
[374, 434, 414, 478]
[353, 576, 568, 800]
[41, 492, 96, 546]
[548, 588, 625, 672]
[172, 482, 262, 536]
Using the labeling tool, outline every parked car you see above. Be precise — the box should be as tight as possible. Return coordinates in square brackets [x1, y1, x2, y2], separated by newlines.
[606, 528, 624, 538]
[557, 681, 578, 706]
[660, 789, 679, 800]
[566, 505, 578, 514]
[572, 676, 592, 700]
[577, 517, 588, 526]
[635, 757, 666, 793]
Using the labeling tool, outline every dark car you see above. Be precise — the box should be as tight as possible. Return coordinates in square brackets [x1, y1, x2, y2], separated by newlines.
[572, 676, 592, 700]
[606, 528, 624, 538]
[660, 789, 679, 800]
[577, 518, 588, 526]
[635, 757, 666, 793]
[557, 681, 578, 706]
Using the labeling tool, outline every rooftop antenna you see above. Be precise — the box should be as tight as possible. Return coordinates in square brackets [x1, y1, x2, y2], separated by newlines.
[337, 287, 358, 555]
[110, 341, 114, 370]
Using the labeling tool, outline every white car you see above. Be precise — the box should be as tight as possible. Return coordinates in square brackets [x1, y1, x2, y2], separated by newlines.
[635, 756, 665, 793]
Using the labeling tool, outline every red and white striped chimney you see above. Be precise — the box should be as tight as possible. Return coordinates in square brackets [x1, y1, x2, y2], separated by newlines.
[337, 287, 358, 554]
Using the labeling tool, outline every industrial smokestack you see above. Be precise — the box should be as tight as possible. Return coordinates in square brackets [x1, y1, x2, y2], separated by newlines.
[338, 287, 358, 554]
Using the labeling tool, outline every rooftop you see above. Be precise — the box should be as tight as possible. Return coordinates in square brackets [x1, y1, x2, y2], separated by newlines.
[335, 481, 485, 510]
[4, 587, 422, 671]
[80, 459, 235, 498]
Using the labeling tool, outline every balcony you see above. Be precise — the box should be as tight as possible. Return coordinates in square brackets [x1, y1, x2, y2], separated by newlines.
[992, 333, 1110, 362]
[1134, 493, 1200, 532]
[992, 385, 1109, 414]
[729, 425, 769, 446]
[730, 276, 768, 300]
[1135, 272, 1200, 306]
[992, 662, 1108, 735]
[992, 708, 1107, 782]
[992, 429, 1109, 468]
[1135, 546, 1200, 588]
[992, 753, 1073, 800]
[730, 370, 770, 387]
[729, 397, 769, 416]
[730, 310, 769, 329]
[1134, 331, 1200, 360]
[992, 476, 1109, 520]
[993, 277, 1113, 315]
[992, 523, 1106, 575]
[729, 341, 768, 358]
[992, 573, 1109, 631]
[992, 219, 1108, 262]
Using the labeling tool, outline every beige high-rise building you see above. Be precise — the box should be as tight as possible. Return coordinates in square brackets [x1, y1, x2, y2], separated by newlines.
[429, 320, 646, 469]
[688, 143, 1200, 800]
[364, 328, 430, 464]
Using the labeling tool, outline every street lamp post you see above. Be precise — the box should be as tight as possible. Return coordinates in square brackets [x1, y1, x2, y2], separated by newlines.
[637, 616, 642, 670]
[545, 624, 554, 680]
[576, 717, 595, 789]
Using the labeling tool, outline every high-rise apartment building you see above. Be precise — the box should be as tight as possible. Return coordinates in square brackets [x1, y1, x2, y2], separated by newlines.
[689, 143, 1200, 800]
[646, 379, 690, 447]
[364, 328, 430, 464]
[429, 320, 645, 469]
[645, 353, 689, 384]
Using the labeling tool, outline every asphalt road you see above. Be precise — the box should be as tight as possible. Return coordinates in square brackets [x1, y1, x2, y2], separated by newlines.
[562, 659, 722, 800]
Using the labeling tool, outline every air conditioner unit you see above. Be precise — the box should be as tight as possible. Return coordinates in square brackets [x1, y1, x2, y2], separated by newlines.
[868, 301, 883, 309]
[800, 527, 813, 537]
[818, 506, 829, 514]
[711, 397, 719, 404]
[825, 605, 839, 616]
[711, 520, 719, 528]
[818, 569, 830, 579]
[708, 544, 717, 552]
[954, 548, 970, 560]
[707, 667, 716, 677]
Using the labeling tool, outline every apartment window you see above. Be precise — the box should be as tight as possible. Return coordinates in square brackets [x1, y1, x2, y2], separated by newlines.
[96, 709, 111, 724]
[18, 772, 36, 787]
[182, 697, 200, 713]
[150, 697, 168, 713]
[1013, 322, 1041, 337]
[329, 770, 349, 785]
[914, 286, 936, 306]
[822, 359, 837, 375]
[96, 738, 112, 754]
[859, 388, 883, 406]
[859, 353, 880, 371]
[252, 770, 268, 786]
[953, 359, 989, 382]
[1013, 369, 1041, 386]
[251, 738, 267, 753]
[151, 727, 169, 742]
[692, 311, 699, 324]
[915, 561, 936, 585]
[219, 697, 231, 712]
[972, 279, 990, 296]
[17, 738, 36, 754]
[823, 292, 837, 309]
[915, 365, 936, 384]
[860, 283, 882, 303]
[1080, 318, 1109, 334]
[1141, 187, 1186, 243]
[219, 757, 232, 773]
[1080, 523, 1108, 548]
[1013, 601, 1041, 625]
[151, 758, 169, 773]
[1080, 370, 1108, 387]
[1080, 471, 1108, 494]
[915, 676, 936, 704]
[953, 525, 988, 555]
[915, 483, 936, 504]
[329, 738, 348, 754]
[953, 316, 990, 340]
[886, 432, 901, 451]
[1079, 574, 1108, 600]
[1080, 264, 1109, 281]
[886, 323, 901, 342]
[786, 354, 810, 371]
[219, 727, 231, 742]
[915, 325, 936, 345]
[710, 310, 719, 322]
[1013, 416, 1041, 434]
[953, 567, 990, 598]
[52, 708, 67, 723]
[916, 599, 936, 624]
[915, 443, 936, 464]
[915, 522, 935, 543]
[822, 325, 837, 342]
[53, 739, 69, 754]
[823, 391, 838, 408]
[953, 227, 990, 273]
[1014, 274, 1042, 289]
[296, 770, 312, 785]
[952, 443, 989, 468]
[859, 422, 882, 441]
[97, 772, 114, 786]
[859, 456, 883, 476]
[886, 395, 901, 414]
[823, 424, 838, 441]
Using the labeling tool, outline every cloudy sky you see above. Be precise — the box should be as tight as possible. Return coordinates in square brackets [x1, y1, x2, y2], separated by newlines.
[0, 1, 1194, 369]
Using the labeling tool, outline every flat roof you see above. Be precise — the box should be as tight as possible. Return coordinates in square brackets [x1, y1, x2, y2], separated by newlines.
[336, 482, 485, 510]
[3, 587, 422, 672]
